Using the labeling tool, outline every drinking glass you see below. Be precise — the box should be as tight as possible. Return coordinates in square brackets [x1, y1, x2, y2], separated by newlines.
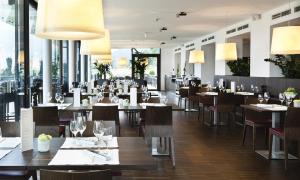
[55, 93, 60, 103]
[251, 85, 255, 92]
[103, 127, 113, 150]
[264, 92, 270, 103]
[77, 116, 87, 137]
[279, 93, 285, 105]
[0, 127, 2, 140]
[142, 93, 147, 102]
[146, 92, 150, 102]
[255, 86, 259, 93]
[59, 95, 64, 104]
[93, 121, 105, 143]
[258, 94, 264, 104]
[98, 92, 104, 102]
[240, 84, 245, 92]
[70, 120, 79, 138]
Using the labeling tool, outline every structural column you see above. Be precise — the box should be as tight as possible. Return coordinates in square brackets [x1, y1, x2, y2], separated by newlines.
[87, 56, 91, 82]
[80, 55, 86, 83]
[42, 40, 52, 104]
[68, 41, 76, 90]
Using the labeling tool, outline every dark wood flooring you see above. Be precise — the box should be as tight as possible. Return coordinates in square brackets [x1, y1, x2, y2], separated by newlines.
[118, 92, 300, 180]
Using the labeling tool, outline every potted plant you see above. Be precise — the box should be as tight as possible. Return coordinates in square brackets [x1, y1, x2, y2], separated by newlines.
[132, 57, 148, 80]
[38, 133, 52, 152]
[226, 57, 250, 76]
[94, 62, 111, 80]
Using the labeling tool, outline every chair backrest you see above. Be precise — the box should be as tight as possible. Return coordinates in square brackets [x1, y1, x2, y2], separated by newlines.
[33, 106, 59, 126]
[145, 106, 172, 126]
[217, 93, 235, 105]
[284, 107, 300, 141]
[92, 105, 119, 125]
[199, 95, 214, 106]
[0, 121, 20, 137]
[188, 86, 199, 96]
[179, 88, 188, 98]
[40, 169, 112, 180]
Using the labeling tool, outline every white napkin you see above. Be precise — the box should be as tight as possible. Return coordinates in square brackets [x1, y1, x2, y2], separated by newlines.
[0, 137, 21, 149]
[140, 103, 166, 109]
[60, 137, 118, 149]
[253, 104, 273, 108]
[0, 150, 12, 160]
[48, 149, 119, 165]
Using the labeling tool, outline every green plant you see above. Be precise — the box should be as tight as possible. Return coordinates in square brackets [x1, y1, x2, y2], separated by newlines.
[226, 57, 250, 76]
[94, 61, 111, 79]
[149, 70, 155, 76]
[132, 57, 148, 78]
[285, 87, 297, 93]
[264, 55, 300, 78]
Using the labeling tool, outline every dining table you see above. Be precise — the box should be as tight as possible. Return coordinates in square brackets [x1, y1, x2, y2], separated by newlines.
[197, 91, 254, 125]
[241, 104, 297, 160]
[0, 137, 157, 171]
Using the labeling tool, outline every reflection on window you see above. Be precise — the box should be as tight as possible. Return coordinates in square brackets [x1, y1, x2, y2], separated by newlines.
[110, 49, 132, 78]
[133, 48, 160, 54]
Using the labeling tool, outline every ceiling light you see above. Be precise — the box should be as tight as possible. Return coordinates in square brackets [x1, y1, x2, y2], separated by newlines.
[36, 0, 105, 40]
[80, 30, 111, 55]
[171, 36, 177, 40]
[189, 50, 205, 64]
[176, 12, 187, 18]
[271, 26, 300, 54]
[160, 27, 168, 32]
[216, 43, 237, 61]
[160, 42, 166, 45]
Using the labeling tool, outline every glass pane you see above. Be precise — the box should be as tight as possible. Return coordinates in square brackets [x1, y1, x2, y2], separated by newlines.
[145, 57, 158, 89]
[110, 49, 132, 78]
[29, 5, 43, 104]
[133, 48, 160, 54]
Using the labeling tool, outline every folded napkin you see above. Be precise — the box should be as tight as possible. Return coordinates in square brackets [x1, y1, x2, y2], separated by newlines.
[0, 150, 12, 160]
[48, 149, 119, 165]
[140, 103, 166, 108]
[253, 104, 274, 108]
[94, 103, 118, 106]
[0, 137, 21, 149]
[60, 137, 118, 149]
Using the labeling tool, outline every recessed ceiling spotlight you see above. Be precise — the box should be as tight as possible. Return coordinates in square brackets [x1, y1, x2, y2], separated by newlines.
[176, 11, 187, 18]
[155, 18, 161, 22]
[160, 27, 168, 32]
[171, 36, 177, 40]
[161, 42, 166, 45]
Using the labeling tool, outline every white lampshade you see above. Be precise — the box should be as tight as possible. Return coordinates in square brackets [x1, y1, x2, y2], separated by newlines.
[119, 57, 128, 66]
[81, 30, 111, 55]
[36, 0, 105, 40]
[216, 43, 237, 61]
[271, 26, 300, 54]
[189, 50, 205, 64]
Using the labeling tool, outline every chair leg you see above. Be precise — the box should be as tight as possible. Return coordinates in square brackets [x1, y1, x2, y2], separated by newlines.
[242, 124, 247, 146]
[264, 128, 268, 148]
[253, 126, 256, 151]
[268, 131, 273, 160]
[197, 106, 201, 121]
[284, 138, 288, 170]
[202, 107, 205, 125]
[169, 137, 176, 168]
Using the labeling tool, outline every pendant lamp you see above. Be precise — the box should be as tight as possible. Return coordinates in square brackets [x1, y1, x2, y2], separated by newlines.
[81, 30, 111, 55]
[271, 26, 300, 54]
[189, 50, 205, 64]
[216, 43, 237, 61]
[36, 0, 105, 40]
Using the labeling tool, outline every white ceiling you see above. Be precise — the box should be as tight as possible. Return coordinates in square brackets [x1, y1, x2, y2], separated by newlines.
[102, 0, 286, 48]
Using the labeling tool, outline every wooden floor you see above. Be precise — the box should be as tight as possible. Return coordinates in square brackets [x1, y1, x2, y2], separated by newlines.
[118, 92, 300, 180]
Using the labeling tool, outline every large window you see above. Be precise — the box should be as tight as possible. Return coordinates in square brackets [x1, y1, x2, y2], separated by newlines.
[110, 49, 132, 78]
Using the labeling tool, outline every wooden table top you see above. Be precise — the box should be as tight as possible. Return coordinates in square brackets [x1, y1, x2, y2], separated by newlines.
[241, 104, 288, 112]
[0, 137, 157, 171]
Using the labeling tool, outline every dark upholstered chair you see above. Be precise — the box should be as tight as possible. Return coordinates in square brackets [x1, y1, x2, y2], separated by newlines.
[242, 96, 272, 151]
[144, 106, 175, 167]
[92, 105, 120, 136]
[33, 106, 60, 137]
[178, 87, 189, 109]
[269, 107, 300, 169]
[0, 122, 37, 180]
[40, 169, 112, 180]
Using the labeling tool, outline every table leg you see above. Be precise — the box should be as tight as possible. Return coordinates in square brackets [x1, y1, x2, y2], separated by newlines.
[213, 97, 218, 125]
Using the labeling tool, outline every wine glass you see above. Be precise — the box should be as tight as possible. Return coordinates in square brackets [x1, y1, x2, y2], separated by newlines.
[70, 119, 79, 144]
[255, 86, 259, 93]
[240, 84, 245, 92]
[264, 92, 270, 104]
[98, 92, 104, 102]
[59, 95, 64, 104]
[77, 116, 87, 137]
[146, 92, 150, 102]
[251, 85, 255, 92]
[103, 127, 113, 151]
[93, 121, 105, 144]
[258, 94, 264, 104]
[142, 93, 147, 102]
[279, 93, 285, 105]
[55, 93, 60, 103]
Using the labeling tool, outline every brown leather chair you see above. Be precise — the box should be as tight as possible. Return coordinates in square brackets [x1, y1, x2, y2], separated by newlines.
[269, 107, 300, 169]
[144, 106, 175, 167]
[40, 169, 112, 180]
[178, 87, 189, 109]
[198, 95, 214, 125]
[32, 106, 61, 137]
[0, 122, 37, 180]
[242, 97, 272, 151]
[92, 105, 120, 136]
